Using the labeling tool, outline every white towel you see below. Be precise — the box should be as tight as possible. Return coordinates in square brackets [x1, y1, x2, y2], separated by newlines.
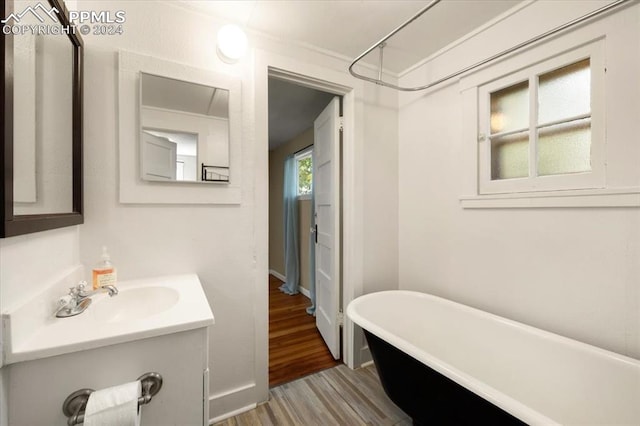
[84, 380, 141, 426]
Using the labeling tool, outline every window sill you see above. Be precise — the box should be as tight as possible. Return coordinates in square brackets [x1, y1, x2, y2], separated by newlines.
[297, 194, 312, 201]
[460, 188, 640, 209]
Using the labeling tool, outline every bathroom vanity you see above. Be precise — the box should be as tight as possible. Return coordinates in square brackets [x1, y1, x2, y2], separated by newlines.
[2, 274, 214, 425]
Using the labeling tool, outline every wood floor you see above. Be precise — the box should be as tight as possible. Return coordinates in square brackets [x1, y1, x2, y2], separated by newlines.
[215, 364, 410, 426]
[269, 274, 340, 387]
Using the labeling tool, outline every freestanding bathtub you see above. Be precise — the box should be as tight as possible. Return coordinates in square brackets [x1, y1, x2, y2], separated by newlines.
[347, 291, 640, 425]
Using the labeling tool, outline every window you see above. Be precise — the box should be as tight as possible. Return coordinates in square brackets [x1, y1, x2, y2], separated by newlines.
[176, 160, 185, 181]
[477, 43, 604, 195]
[295, 147, 313, 196]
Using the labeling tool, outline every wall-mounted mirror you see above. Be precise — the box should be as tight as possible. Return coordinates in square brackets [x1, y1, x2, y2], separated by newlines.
[140, 73, 230, 183]
[1, 0, 83, 237]
[118, 50, 241, 205]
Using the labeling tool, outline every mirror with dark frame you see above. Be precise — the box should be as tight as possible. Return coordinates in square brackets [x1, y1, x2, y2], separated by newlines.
[1, 0, 83, 237]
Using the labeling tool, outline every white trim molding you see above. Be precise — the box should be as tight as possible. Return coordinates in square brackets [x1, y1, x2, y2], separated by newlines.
[458, 5, 640, 210]
[460, 188, 640, 209]
[299, 286, 311, 299]
[268, 269, 286, 283]
[268, 270, 311, 298]
[118, 50, 242, 204]
[208, 383, 256, 424]
[255, 47, 366, 406]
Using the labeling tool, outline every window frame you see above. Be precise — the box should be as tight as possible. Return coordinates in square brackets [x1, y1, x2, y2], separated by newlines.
[477, 41, 605, 195]
[294, 146, 313, 198]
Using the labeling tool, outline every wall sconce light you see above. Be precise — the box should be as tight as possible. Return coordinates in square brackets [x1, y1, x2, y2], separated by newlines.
[216, 24, 248, 64]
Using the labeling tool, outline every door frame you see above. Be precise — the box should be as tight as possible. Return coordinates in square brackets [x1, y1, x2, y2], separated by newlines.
[254, 50, 366, 404]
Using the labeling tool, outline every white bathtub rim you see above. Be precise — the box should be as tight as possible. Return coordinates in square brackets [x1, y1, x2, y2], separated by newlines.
[347, 290, 640, 425]
[347, 293, 556, 425]
[349, 290, 640, 367]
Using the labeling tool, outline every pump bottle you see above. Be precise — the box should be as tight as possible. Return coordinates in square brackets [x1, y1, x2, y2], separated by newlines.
[92, 246, 117, 290]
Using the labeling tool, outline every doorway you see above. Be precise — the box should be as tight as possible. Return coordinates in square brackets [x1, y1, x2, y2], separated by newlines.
[267, 76, 342, 386]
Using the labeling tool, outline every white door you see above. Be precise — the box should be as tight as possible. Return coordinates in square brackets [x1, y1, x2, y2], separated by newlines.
[314, 97, 341, 360]
[142, 131, 177, 181]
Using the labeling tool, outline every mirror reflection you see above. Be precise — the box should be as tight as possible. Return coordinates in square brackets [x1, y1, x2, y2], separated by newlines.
[140, 72, 230, 183]
[13, 0, 74, 215]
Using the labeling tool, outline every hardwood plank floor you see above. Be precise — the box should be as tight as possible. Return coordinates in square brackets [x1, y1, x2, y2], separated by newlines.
[269, 275, 340, 387]
[215, 364, 410, 426]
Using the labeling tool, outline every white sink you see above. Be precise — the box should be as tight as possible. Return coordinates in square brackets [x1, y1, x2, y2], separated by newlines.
[92, 286, 180, 323]
[2, 274, 214, 364]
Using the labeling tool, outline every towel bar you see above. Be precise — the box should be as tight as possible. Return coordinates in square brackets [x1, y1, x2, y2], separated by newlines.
[62, 372, 163, 426]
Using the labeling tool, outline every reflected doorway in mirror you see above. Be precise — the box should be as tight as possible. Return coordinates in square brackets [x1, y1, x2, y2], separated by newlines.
[139, 72, 230, 184]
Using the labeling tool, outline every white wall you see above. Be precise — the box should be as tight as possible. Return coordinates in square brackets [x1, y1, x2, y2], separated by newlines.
[0, 369, 6, 426]
[0, 1, 399, 421]
[76, 0, 399, 419]
[398, 1, 640, 359]
[0, 275, 3, 426]
[0, 227, 81, 313]
[362, 87, 399, 294]
[77, 1, 258, 416]
[0, 226, 81, 425]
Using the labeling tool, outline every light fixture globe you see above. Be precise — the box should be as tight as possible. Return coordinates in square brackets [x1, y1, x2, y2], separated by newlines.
[216, 24, 248, 64]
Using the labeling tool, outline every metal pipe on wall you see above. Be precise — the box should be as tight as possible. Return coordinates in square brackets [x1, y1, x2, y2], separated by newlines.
[348, 0, 630, 92]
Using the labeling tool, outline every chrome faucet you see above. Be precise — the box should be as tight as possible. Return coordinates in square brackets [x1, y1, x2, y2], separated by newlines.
[78, 283, 119, 298]
[55, 281, 118, 318]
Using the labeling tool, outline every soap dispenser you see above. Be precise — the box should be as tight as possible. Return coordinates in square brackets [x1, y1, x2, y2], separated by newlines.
[92, 246, 117, 290]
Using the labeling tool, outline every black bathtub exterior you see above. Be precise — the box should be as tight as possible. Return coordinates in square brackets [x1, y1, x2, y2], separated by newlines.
[364, 330, 527, 426]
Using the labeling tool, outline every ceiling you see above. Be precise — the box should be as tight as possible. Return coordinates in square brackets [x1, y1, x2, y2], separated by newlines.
[267, 78, 335, 150]
[177, 0, 521, 74]
[174, 0, 523, 149]
[141, 73, 229, 118]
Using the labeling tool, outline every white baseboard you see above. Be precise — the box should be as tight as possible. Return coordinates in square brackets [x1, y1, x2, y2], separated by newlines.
[209, 403, 257, 424]
[358, 344, 372, 367]
[208, 382, 256, 424]
[269, 269, 286, 282]
[269, 270, 311, 300]
[299, 286, 310, 299]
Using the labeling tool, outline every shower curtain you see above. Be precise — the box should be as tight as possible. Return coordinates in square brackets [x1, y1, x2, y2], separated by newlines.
[280, 154, 299, 295]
